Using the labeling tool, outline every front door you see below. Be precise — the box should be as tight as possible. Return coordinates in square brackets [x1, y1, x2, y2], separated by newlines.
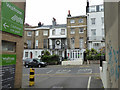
[30, 52, 32, 59]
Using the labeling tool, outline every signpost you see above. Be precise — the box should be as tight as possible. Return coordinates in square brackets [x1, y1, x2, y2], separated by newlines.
[1, 2, 24, 36]
[0, 54, 16, 88]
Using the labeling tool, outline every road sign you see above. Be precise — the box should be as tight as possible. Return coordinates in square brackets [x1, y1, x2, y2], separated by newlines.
[1, 2, 24, 36]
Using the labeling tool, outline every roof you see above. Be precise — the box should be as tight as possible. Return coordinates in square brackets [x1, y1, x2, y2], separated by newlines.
[67, 15, 87, 19]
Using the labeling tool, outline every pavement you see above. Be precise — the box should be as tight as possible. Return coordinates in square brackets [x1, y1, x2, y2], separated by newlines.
[22, 63, 104, 89]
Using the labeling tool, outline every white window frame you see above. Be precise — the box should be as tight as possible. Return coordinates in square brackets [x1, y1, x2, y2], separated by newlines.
[25, 52, 28, 57]
[27, 31, 32, 36]
[99, 5, 104, 11]
[70, 19, 75, 24]
[101, 17, 104, 24]
[79, 27, 84, 33]
[35, 40, 38, 48]
[36, 31, 39, 36]
[43, 30, 48, 36]
[91, 18, 96, 25]
[90, 6, 95, 12]
[91, 29, 96, 36]
[79, 19, 84, 23]
[79, 37, 83, 49]
[61, 29, 65, 35]
[27, 40, 31, 48]
[70, 28, 75, 34]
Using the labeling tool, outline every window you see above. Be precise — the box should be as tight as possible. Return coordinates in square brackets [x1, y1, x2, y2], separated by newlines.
[101, 17, 104, 24]
[91, 29, 96, 36]
[90, 6, 95, 12]
[70, 28, 75, 34]
[27, 40, 31, 48]
[43, 39, 47, 48]
[102, 28, 104, 36]
[79, 19, 84, 23]
[70, 19, 75, 23]
[36, 31, 39, 36]
[35, 40, 38, 48]
[35, 51, 37, 56]
[99, 5, 104, 11]
[43, 30, 48, 36]
[2, 40, 16, 52]
[52, 29, 55, 35]
[27, 31, 32, 36]
[91, 18, 96, 25]
[61, 29, 65, 35]
[71, 38, 75, 48]
[79, 27, 84, 33]
[25, 52, 28, 57]
[79, 37, 83, 49]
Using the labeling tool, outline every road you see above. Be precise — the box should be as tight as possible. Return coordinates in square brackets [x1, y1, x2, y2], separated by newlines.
[22, 64, 101, 88]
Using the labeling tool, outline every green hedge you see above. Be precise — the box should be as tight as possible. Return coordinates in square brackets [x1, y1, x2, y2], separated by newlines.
[41, 54, 60, 65]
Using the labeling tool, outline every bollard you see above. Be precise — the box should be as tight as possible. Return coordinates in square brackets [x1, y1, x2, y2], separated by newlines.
[29, 68, 35, 86]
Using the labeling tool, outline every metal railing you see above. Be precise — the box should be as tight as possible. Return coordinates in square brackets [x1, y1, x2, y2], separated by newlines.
[49, 45, 67, 49]
[87, 36, 105, 41]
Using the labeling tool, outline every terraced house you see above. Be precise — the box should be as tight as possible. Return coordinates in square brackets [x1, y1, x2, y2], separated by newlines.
[66, 11, 87, 60]
[23, 24, 50, 59]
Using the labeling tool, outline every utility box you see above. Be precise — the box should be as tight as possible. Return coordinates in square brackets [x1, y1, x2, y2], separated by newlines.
[0, 1, 26, 89]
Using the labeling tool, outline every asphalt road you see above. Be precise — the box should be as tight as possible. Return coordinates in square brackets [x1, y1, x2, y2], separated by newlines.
[22, 64, 100, 88]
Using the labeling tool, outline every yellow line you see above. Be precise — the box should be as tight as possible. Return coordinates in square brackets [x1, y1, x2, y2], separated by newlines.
[23, 73, 99, 76]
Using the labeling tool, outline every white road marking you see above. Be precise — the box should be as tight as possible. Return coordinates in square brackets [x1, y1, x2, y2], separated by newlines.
[46, 70, 53, 74]
[56, 69, 71, 74]
[87, 70, 92, 89]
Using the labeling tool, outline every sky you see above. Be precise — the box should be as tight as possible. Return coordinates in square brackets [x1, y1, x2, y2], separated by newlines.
[25, 0, 103, 26]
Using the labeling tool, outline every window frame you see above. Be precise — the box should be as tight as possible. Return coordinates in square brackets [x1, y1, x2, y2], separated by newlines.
[35, 31, 39, 36]
[70, 28, 75, 34]
[70, 19, 75, 24]
[79, 19, 84, 23]
[27, 31, 32, 36]
[43, 30, 48, 36]
[79, 27, 84, 33]
[91, 18, 96, 25]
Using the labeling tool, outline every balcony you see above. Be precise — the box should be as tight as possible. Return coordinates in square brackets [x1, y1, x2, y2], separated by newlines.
[49, 45, 67, 49]
[87, 36, 105, 41]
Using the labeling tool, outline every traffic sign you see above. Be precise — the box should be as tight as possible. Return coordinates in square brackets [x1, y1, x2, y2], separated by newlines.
[1, 2, 24, 36]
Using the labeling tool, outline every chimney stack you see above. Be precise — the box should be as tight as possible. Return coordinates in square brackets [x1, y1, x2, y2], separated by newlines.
[86, 0, 89, 13]
[52, 17, 56, 26]
[68, 10, 71, 17]
[38, 22, 42, 27]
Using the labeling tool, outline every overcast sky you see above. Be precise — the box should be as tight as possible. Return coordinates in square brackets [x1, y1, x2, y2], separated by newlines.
[25, 0, 103, 26]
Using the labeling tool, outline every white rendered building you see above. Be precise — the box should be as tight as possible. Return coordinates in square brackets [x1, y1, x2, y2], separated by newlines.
[87, 4, 105, 51]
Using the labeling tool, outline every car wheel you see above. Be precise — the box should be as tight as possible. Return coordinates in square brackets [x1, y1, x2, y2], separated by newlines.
[38, 65, 41, 68]
[25, 65, 29, 68]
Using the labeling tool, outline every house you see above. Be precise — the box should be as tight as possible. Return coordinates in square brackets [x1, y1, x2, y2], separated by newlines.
[67, 11, 87, 60]
[86, 3, 105, 51]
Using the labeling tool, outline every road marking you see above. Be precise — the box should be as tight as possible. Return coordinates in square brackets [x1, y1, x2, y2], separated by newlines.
[87, 70, 92, 89]
[46, 70, 53, 74]
[23, 73, 99, 76]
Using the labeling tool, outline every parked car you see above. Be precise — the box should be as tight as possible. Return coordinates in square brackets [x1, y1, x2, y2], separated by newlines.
[24, 58, 47, 68]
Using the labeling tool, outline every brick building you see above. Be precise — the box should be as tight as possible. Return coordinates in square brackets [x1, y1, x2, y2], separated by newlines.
[66, 11, 87, 60]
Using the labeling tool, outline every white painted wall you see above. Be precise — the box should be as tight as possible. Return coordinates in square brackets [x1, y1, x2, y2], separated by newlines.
[49, 28, 67, 38]
[23, 49, 50, 59]
[87, 10, 105, 50]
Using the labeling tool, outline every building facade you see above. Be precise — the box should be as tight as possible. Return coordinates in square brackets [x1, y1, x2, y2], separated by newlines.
[67, 13, 87, 60]
[48, 18, 67, 59]
[23, 26, 50, 59]
[87, 4, 105, 51]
